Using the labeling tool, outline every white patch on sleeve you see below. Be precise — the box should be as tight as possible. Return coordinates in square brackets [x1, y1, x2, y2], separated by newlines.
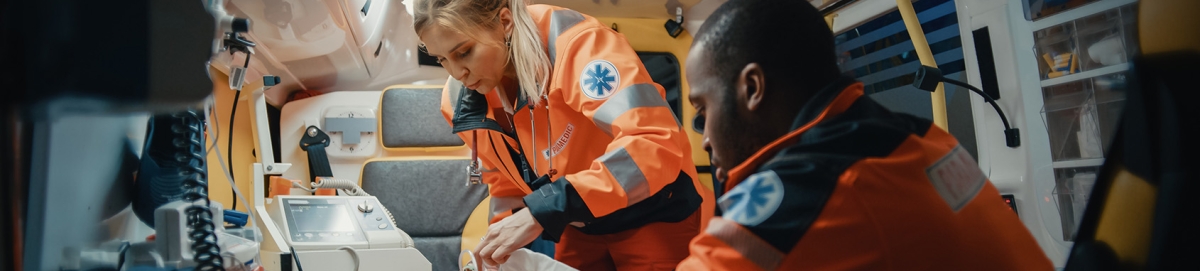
[926, 146, 987, 212]
[718, 170, 785, 227]
[579, 59, 620, 100]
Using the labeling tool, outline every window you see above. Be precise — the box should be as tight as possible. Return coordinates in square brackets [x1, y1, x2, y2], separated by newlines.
[833, 0, 977, 158]
[637, 52, 684, 123]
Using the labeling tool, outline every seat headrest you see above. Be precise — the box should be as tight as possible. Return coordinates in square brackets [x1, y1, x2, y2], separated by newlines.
[379, 87, 465, 148]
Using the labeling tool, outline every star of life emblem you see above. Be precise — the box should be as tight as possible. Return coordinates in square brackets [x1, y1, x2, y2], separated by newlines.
[580, 59, 620, 100]
[719, 170, 785, 227]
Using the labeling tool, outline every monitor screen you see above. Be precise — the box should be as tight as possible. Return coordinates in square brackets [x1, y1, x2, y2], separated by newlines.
[289, 203, 357, 232]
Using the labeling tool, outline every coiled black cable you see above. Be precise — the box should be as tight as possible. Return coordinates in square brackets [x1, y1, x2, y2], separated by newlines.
[174, 109, 225, 271]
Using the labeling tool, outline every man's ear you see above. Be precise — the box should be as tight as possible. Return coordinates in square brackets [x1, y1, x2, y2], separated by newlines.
[499, 7, 514, 38]
[737, 63, 767, 112]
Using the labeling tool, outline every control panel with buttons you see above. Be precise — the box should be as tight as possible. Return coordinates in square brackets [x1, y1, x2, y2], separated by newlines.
[280, 197, 395, 244]
[269, 195, 408, 251]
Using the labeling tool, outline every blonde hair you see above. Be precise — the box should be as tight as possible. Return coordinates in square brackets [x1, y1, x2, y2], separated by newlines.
[415, 0, 551, 105]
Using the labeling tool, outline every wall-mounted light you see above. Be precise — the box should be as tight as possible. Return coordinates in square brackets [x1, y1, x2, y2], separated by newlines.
[664, 7, 684, 38]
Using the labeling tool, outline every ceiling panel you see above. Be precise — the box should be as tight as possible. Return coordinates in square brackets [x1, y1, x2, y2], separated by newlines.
[531, 0, 701, 19]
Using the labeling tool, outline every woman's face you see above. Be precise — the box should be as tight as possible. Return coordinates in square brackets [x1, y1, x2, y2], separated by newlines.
[419, 11, 512, 95]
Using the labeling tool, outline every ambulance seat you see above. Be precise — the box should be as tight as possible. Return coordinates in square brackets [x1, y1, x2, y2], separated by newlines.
[361, 86, 488, 271]
[1064, 1, 1199, 270]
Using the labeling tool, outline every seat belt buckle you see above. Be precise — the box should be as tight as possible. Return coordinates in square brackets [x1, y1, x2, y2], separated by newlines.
[466, 161, 483, 186]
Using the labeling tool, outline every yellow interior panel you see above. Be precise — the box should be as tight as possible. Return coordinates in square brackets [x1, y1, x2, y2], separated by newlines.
[206, 65, 262, 213]
[1139, 0, 1200, 54]
[1093, 166, 1157, 266]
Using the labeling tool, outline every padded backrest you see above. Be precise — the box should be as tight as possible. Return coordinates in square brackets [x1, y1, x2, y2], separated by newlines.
[379, 87, 464, 148]
[361, 159, 487, 271]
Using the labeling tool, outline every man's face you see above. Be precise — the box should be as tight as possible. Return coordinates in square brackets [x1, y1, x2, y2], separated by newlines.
[686, 43, 758, 182]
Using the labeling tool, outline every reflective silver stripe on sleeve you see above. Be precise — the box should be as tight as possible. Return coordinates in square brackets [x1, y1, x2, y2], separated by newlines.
[489, 196, 526, 221]
[591, 83, 671, 136]
[548, 9, 584, 66]
[706, 218, 785, 271]
[598, 147, 650, 206]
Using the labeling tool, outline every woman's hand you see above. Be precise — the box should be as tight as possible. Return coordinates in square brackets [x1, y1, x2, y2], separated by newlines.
[477, 208, 544, 267]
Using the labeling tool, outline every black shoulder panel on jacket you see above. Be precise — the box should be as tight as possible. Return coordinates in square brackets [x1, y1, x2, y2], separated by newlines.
[719, 94, 936, 253]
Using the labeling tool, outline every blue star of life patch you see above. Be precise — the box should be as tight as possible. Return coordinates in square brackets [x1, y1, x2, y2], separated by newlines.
[580, 59, 620, 99]
[718, 170, 785, 227]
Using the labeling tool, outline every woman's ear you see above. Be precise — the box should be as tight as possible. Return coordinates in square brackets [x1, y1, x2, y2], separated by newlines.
[498, 7, 514, 38]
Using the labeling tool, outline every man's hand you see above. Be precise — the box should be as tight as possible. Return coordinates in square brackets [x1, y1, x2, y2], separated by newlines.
[477, 208, 544, 267]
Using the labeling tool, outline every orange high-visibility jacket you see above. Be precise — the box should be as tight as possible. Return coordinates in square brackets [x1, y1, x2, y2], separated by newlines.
[439, 4, 705, 241]
[678, 77, 1053, 270]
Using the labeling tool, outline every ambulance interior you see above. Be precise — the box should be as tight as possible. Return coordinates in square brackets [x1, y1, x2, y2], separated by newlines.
[3, 0, 1198, 270]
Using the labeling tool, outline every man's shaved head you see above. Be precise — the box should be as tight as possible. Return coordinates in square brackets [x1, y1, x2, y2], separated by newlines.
[686, 0, 843, 181]
[693, 0, 840, 93]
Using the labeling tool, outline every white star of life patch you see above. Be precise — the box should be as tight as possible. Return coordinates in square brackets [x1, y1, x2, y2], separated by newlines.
[580, 59, 620, 100]
[719, 170, 785, 227]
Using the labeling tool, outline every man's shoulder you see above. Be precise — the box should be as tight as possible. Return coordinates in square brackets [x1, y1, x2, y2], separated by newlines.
[776, 95, 937, 163]
[752, 152, 854, 185]
[717, 154, 850, 254]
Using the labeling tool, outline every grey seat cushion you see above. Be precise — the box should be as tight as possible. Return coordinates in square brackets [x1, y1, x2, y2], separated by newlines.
[362, 159, 487, 271]
[380, 87, 465, 148]
[413, 236, 464, 271]
[361, 159, 488, 236]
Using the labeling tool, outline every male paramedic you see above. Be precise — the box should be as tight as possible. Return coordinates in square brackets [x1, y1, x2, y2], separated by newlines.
[677, 0, 1055, 270]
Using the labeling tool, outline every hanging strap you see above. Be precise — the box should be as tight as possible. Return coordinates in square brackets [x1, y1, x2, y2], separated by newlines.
[299, 126, 334, 185]
[467, 131, 483, 185]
